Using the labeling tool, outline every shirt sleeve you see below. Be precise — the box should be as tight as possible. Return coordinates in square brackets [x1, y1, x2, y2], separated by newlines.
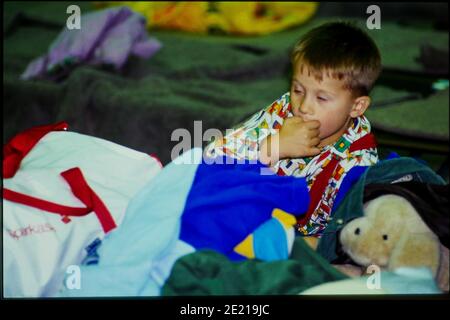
[204, 92, 291, 161]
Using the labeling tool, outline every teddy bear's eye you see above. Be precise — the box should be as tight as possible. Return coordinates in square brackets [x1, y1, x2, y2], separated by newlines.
[382, 234, 388, 241]
[354, 228, 360, 235]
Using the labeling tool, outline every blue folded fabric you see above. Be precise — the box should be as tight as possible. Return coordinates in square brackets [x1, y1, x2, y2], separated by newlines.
[180, 154, 309, 260]
[58, 149, 310, 296]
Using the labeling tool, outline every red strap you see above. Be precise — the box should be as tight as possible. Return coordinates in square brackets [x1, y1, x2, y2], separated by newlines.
[3, 167, 117, 234]
[297, 157, 339, 227]
[297, 133, 377, 228]
[3, 188, 91, 216]
[3, 122, 69, 179]
[61, 168, 117, 233]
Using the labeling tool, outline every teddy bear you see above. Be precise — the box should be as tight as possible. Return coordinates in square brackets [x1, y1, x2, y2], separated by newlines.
[338, 194, 448, 291]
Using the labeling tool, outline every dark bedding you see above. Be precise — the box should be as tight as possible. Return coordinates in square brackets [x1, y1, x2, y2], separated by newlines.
[4, 2, 449, 165]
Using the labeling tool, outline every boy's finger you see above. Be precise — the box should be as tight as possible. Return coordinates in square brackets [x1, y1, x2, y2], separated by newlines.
[305, 120, 320, 129]
[292, 115, 304, 121]
[288, 116, 304, 124]
[305, 146, 321, 156]
[309, 137, 321, 147]
[308, 129, 320, 138]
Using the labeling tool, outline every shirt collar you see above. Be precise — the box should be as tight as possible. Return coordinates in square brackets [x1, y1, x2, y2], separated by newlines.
[326, 116, 372, 158]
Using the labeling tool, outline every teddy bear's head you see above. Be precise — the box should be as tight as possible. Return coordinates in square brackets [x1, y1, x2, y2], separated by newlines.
[339, 194, 441, 276]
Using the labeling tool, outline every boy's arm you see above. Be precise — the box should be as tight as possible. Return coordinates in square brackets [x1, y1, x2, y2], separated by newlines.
[204, 92, 321, 163]
[204, 95, 289, 161]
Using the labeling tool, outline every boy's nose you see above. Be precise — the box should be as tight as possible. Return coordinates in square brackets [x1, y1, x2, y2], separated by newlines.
[297, 99, 313, 116]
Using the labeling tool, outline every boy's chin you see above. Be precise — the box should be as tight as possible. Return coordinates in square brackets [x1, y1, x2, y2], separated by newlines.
[318, 132, 340, 148]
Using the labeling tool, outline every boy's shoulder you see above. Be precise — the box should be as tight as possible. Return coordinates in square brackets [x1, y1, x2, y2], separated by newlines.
[264, 92, 291, 116]
[277, 91, 291, 105]
[268, 91, 291, 106]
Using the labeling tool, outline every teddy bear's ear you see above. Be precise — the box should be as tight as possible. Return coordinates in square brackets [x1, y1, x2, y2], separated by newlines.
[388, 232, 440, 277]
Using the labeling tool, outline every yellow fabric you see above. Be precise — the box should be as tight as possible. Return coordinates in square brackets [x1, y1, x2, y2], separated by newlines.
[303, 236, 319, 250]
[234, 234, 255, 259]
[94, 1, 318, 35]
[271, 208, 296, 230]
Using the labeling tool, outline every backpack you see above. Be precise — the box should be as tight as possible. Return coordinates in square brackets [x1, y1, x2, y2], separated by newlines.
[3, 122, 162, 297]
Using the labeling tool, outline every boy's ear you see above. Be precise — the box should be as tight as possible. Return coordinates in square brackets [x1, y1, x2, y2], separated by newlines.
[350, 96, 371, 118]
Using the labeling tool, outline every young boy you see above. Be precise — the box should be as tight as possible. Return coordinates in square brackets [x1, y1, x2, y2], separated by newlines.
[205, 22, 382, 238]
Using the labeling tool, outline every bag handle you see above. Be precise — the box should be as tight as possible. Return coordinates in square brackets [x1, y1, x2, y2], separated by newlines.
[3, 167, 117, 234]
[3, 122, 117, 233]
[4, 122, 69, 179]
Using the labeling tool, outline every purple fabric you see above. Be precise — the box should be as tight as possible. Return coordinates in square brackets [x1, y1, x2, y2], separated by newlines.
[21, 6, 162, 80]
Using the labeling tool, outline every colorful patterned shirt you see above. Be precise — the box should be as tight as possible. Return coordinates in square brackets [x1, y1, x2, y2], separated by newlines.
[205, 92, 379, 236]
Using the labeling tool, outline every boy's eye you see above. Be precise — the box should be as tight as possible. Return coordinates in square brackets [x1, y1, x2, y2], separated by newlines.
[294, 89, 303, 95]
[317, 96, 327, 101]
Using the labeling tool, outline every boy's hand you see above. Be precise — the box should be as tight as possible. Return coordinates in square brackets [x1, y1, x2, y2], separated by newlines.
[259, 116, 321, 166]
[278, 116, 321, 159]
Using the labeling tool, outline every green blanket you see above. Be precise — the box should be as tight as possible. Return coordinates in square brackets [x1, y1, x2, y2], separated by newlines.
[162, 237, 348, 296]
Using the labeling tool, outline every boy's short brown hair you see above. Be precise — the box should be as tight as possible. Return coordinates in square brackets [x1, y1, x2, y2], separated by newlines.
[291, 21, 382, 97]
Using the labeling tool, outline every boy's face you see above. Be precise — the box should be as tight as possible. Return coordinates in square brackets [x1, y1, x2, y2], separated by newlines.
[290, 62, 370, 148]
